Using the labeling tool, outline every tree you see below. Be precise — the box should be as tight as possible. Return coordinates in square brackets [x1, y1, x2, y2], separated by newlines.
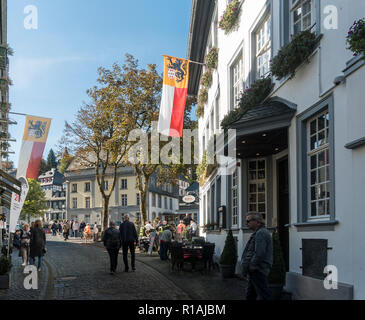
[59, 54, 147, 231]
[20, 179, 48, 223]
[47, 149, 58, 169]
[58, 154, 74, 175]
[38, 159, 49, 176]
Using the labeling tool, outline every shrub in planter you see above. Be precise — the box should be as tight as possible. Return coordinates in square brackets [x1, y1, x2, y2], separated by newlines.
[0, 255, 12, 275]
[198, 87, 208, 106]
[206, 47, 218, 70]
[347, 18, 365, 58]
[268, 230, 286, 300]
[271, 30, 319, 80]
[201, 69, 213, 88]
[219, 230, 237, 278]
[196, 102, 204, 118]
[219, 0, 241, 34]
[221, 77, 273, 128]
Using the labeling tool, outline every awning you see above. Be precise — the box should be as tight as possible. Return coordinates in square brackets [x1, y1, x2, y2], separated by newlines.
[0, 168, 21, 209]
[225, 97, 297, 158]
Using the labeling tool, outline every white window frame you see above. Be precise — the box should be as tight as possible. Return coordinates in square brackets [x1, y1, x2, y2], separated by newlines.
[121, 194, 128, 207]
[231, 55, 244, 110]
[306, 109, 330, 221]
[232, 169, 238, 227]
[248, 159, 267, 221]
[290, 0, 315, 36]
[85, 197, 90, 209]
[256, 15, 271, 79]
[121, 179, 128, 190]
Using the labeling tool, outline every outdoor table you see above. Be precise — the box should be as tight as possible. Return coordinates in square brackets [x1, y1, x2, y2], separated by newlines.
[182, 245, 203, 270]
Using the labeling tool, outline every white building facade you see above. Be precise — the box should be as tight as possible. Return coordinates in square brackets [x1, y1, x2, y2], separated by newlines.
[188, 0, 365, 299]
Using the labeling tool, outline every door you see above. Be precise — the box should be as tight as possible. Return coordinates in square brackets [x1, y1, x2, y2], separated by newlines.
[277, 157, 289, 272]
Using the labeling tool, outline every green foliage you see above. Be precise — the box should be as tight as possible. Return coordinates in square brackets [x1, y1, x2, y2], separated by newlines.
[0, 255, 12, 275]
[221, 77, 273, 128]
[47, 149, 58, 169]
[218, 0, 241, 34]
[271, 30, 319, 80]
[268, 230, 286, 284]
[346, 18, 365, 58]
[196, 102, 204, 118]
[219, 230, 237, 265]
[205, 47, 218, 70]
[20, 179, 47, 223]
[198, 87, 208, 105]
[201, 69, 213, 88]
[58, 154, 74, 174]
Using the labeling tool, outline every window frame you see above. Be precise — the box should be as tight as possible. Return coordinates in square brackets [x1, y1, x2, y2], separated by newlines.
[84, 182, 90, 192]
[71, 183, 77, 193]
[296, 94, 335, 224]
[230, 55, 244, 110]
[255, 15, 271, 79]
[121, 194, 128, 207]
[85, 197, 90, 209]
[121, 179, 128, 190]
[231, 169, 238, 227]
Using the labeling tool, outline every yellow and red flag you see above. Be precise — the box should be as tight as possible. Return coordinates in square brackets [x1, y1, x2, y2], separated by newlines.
[17, 115, 52, 179]
[157, 56, 189, 137]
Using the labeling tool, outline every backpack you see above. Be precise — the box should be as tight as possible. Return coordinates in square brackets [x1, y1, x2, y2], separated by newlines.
[109, 228, 120, 248]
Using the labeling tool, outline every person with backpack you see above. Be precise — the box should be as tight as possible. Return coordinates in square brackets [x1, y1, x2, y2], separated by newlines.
[102, 221, 121, 275]
[120, 214, 138, 272]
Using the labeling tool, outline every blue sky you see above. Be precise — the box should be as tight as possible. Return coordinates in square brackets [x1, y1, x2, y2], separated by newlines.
[8, 0, 192, 166]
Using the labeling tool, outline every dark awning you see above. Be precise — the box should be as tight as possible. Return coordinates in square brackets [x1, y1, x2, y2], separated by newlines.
[225, 97, 297, 158]
[0, 168, 21, 209]
[186, 0, 215, 96]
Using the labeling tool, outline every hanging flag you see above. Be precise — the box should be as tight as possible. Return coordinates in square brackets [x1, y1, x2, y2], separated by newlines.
[158, 56, 189, 137]
[8, 116, 51, 232]
[17, 115, 52, 179]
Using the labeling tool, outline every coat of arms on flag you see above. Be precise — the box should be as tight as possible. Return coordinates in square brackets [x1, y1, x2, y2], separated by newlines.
[157, 55, 190, 137]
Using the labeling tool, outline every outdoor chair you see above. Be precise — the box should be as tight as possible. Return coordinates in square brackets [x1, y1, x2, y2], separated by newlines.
[202, 242, 215, 272]
[170, 242, 184, 272]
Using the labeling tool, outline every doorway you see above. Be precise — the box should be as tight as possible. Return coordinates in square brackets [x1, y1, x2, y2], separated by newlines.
[277, 157, 289, 272]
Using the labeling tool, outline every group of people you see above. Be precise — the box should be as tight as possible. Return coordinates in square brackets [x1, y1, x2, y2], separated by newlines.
[49, 220, 99, 242]
[13, 220, 46, 271]
[138, 214, 198, 261]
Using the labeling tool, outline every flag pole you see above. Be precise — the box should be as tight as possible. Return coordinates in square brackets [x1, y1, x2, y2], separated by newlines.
[162, 55, 206, 66]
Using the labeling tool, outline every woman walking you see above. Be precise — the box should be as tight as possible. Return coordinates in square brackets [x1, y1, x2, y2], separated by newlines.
[19, 224, 31, 266]
[29, 220, 46, 271]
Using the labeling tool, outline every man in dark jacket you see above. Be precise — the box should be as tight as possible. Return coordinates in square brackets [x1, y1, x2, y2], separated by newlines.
[119, 214, 138, 272]
[102, 221, 121, 275]
[241, 212, 273, 300]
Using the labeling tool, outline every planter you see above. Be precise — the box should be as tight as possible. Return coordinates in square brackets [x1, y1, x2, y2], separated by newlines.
[0, 273, 10, 289]
[269, 283, 283, 300]
[220, 264, 236, 278]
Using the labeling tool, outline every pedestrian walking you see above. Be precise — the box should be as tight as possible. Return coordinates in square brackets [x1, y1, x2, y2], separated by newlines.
[176, 220, 186, 242]
[241, 212, 273, 301]
[70, 220, 74, 237]
[159, 225, 172, 261]
[189, 220, 198, 238]
[102, 221, 121, 274]
[93, 222, 99, 242]
[183, 214, 192, 227]
[29, 220, 46, 272]
[51, 221, 57, 236]
[19, 224, 31, 266]
[120, 214, 138, 271]
[57, 221, 62, 235]
[84, 224, 91, 242]
[63, 221, 70, 241]
[79, 221, 86, 239]
[73, 220, 79, 238]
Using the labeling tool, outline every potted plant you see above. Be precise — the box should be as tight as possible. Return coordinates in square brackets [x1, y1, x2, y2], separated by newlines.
[268, 230, 286, 300]
[0, 255, 12, 289]
[346, 18, 365, 58]
[205, 47, 219, 70]
[218, 0, 241, 34]
[219, 230, 237, 278]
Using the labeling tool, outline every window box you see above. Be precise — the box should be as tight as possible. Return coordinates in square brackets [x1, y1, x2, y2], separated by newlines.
[205, 46, 218, 70]
[346, 18, 365, 59]
[219, 0, 241, 34]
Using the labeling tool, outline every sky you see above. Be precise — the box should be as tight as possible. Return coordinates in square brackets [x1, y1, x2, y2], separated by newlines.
[7, 0, 193, 166]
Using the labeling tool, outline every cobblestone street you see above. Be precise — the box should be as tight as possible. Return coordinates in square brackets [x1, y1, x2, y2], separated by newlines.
[0, 234, 246, 300]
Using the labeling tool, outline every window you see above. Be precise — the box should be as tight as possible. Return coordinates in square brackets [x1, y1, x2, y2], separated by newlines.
[103, 181, 108, 191]
[231, 56, 243, 110]
[248, 159, 266, 221]
[152, 193, 156, 207]
[164, 197, 167, 209]
[85, 182, 90, 192]
[307, 110, 330, 219]
[85, 197, 90, 209]
[291, 0, 314, 36]
[72, 198, 77, 209]
[121, 179, 127, 190]
[136, 193, 140, 206]
[169, 198, 172, 210]
[215, 95, 220, 130]
[158, 195, 162, 208]
[121, 194, 128, 207]
[232, 169, 238, 226]
[256, 16, 271, 79]
[71, 184, 77, 193]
